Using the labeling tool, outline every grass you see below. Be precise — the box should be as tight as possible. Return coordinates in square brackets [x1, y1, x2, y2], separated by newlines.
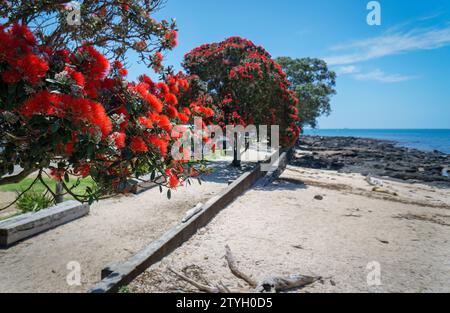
[0, 176, 96, 199]
[204, 147, 227, 161]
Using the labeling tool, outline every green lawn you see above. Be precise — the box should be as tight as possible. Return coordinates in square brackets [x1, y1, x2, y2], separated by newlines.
[0, 176, 96, 199]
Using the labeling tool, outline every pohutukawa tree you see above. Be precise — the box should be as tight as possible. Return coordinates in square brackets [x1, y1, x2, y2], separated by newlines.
[0, 0, 177, 67]
[183, 37, 301, 158]
[0, 1, 206, 206]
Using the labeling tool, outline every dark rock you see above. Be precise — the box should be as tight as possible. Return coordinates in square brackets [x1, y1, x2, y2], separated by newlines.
[314, 195, 324, 200]
[292, 136, 450, 186]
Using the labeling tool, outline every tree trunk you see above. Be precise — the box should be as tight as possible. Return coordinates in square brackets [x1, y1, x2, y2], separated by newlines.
[232, 132, 241, 167]
[55, 182, 64, 204]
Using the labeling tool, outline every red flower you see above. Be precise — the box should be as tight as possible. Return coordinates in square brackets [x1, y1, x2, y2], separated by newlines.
[21, 90, 62, 117]
[73, 45, 110, 81]
[16, 53, 49, 85]
[118, 68, 128, 77]
[112, 132, 126, 149]
[65, 67, 85, 87]
[139, 74, 154, 87]
[146, 93, 163, 112]
[147, 134, 168, 156]
[156, 82, 170, 94]
[164, 30, 178, 48]
[50, 168, 65, 182]
[130, 136, 148, 153]
[168, 174, 180, 188]
[74, 163, 91, 177]
[178, 113, 189, 123]
[112, 60, 123, 69]
[164, 93, 178, 106]
[166, 105, 178, 118]
[152, 51, 163, 72]
[138, 116, 153, 129]
[157, 114, 172, 132]
[135, 83, 163, 113]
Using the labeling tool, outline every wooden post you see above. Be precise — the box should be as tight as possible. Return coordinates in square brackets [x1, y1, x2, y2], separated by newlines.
[232, 132, 241, 167]
[55, 182, 64, 204]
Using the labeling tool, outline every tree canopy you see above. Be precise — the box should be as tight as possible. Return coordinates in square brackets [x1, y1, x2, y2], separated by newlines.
[0, 2, 204, 205]
[184, 37, 300, 147]
[276, 57, 336, 129]
[0, 0, 177, 67]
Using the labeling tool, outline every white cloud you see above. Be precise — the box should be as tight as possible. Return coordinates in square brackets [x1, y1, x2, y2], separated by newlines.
[335, 65, 359, 74]
[353, 69, 418, 83]
[333, 65, 416, 83]
[325, 25, 450, 65]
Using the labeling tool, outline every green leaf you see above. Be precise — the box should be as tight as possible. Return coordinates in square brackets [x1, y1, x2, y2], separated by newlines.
[167, 189, 171, 199]
[64, 172, 70, 183]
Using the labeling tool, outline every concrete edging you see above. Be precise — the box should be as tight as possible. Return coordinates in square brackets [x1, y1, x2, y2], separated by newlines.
[89, 151, 286, 293]
[0, 200, 90, 248]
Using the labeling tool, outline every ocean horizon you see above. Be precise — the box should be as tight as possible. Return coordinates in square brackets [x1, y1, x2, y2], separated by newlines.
[302, 129, 450, 154]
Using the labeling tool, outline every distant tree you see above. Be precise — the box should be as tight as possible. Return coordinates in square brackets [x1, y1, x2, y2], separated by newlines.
[184, 37, 300, 160]
[276, 57, 336, 129]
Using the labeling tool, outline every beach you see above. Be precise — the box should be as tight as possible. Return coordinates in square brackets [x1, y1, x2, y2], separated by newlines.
[129, 136, 450, 293]
[1, 136, 449, 293]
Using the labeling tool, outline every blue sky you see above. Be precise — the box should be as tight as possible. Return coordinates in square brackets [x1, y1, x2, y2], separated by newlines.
[129, 0, 450, 129]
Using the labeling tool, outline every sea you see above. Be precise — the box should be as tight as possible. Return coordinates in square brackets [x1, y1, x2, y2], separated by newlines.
[302, 129, 450, 155]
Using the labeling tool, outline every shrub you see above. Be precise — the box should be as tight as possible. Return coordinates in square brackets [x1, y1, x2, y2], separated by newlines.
[16, 189, 54, 213]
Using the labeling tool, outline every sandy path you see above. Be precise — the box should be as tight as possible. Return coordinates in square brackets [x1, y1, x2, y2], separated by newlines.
[0, 192, 19, 220]
[130, 166, 450, 293]
[0, 162, 246, 293]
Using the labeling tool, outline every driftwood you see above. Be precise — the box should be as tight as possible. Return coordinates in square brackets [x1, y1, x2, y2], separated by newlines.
[169, 245, 321, 293]
[224, 244, 258, 288]
[255, 274, 320, 293]
[168, 267, 224, 293]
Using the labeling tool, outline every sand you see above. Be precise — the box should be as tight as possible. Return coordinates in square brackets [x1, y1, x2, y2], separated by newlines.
[0, 192, 19, 220]
[0, 161, 245, 293]
[130, 165, 450, 293]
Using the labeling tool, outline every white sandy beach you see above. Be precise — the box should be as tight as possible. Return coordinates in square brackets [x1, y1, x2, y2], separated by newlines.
[130, 166, 450, 293]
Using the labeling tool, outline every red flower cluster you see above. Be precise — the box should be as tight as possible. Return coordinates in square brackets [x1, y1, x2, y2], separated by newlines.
[153, 51, 163, 73]
[229, 62, 263, 80]
[130, 136, 148, 153]
[21, 91, 112, 138]
[72, 45, 110, 80]
[164, 30, 178, 49]
[0, 25, 49, 85]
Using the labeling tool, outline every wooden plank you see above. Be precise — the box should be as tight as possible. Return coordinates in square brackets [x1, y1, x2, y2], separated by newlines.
[0, 200, 89, 248]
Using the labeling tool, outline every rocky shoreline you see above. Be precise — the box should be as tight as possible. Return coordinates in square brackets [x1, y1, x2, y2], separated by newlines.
[293, 135, 450, 185]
